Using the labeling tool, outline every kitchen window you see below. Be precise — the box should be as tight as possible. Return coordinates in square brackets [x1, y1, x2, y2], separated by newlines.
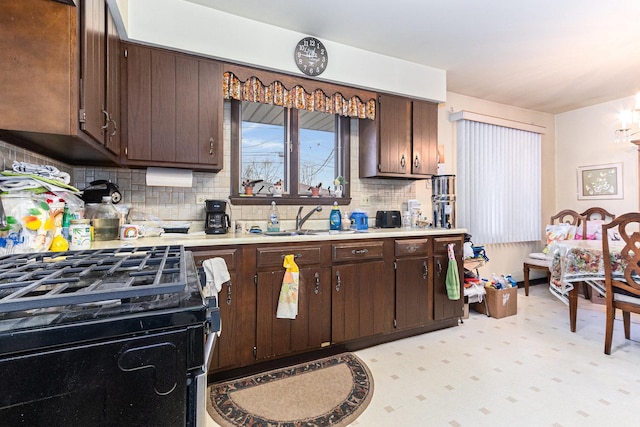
[229, 100, 351, 205]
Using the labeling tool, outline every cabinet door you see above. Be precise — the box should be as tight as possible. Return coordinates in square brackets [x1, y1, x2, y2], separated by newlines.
[378, 94, 411, 174]
[192, 248, 254, 372]
[433, 237, 464, 321]
[124, 44, 223, 169]
[395, 257, 432, 329]
[82, 0, 106, 144]
[411, 100, 437, 176]
[82, 0, 119, 155]
[331, 261, 386, 343]
[256, 267, 331, 360]
[104, 8, 120, 154]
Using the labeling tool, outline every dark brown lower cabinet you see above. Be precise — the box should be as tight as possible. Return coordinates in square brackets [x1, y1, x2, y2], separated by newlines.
[331, 241, 388, 343]
[432, 236, 465, 321]
[194, 233, 463, 375]
[394, 238, 432, 329]
[256, 266, 331, 360]
[191, 247, 255, 372]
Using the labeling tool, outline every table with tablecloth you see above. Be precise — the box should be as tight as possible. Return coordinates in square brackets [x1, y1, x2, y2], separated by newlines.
[548, 239, 625, 332]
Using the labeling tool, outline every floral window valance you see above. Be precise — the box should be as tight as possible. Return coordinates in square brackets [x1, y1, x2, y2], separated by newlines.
[223, 71, 376, 120]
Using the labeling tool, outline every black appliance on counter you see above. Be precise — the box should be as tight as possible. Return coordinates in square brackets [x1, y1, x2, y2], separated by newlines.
[81, 179, 122, 204]
[376, 210, 402, 228]
[205, 199, 230, 234]
[0, 245, 219, 427]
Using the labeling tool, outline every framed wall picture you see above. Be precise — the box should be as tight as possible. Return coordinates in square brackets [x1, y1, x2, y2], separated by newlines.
[577, 163, 623, 200]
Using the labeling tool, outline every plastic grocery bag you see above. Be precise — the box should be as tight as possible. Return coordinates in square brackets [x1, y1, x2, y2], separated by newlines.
[276, 254, 300, 319]
[446, 243, 461, 300]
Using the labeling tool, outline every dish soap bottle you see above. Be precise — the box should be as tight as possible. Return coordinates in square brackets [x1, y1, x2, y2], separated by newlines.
[329, 202, 341, 231]
[267, 201, 280, 232]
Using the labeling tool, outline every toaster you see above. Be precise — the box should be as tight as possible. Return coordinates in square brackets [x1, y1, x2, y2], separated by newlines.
[376, 210, 402, 228]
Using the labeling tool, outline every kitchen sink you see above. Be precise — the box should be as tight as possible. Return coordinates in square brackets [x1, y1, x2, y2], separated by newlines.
[262, 229, 357, 236]
[262, 230, 302, 236]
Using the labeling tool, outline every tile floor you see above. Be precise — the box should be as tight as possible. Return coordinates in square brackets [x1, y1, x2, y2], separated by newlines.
[208, 284, 640, 426]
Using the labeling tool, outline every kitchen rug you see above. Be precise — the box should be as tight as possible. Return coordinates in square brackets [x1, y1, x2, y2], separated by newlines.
[207, 353, 373, 427]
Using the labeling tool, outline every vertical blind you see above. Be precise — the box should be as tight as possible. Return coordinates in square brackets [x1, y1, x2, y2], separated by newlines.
[456, 119, 541, 244]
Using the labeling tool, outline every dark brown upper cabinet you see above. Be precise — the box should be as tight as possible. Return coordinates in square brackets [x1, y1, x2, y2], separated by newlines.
[83, 0, 121, 156]
[0, 0, 121, 166]
[122, 43, 223, 171]
[359, 94, 438, 179]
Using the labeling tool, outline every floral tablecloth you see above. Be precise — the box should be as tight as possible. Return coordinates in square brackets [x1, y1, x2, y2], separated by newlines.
[549, 240, 625, 303]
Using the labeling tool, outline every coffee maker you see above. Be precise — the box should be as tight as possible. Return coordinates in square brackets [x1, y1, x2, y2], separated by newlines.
[205, 199, 230, 234]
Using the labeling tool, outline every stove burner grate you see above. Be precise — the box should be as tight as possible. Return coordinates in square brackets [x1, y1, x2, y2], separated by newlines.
[0, 245, 189, 313]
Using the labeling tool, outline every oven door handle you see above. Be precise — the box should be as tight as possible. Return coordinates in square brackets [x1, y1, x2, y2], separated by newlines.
[203, 327, 217, 372]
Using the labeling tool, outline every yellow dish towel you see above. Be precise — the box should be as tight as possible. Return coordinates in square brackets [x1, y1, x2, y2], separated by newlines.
[276, 254, 300, 319]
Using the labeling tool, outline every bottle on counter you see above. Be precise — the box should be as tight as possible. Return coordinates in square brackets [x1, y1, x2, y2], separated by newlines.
[329, 202, 341, 231]
[341, 211, 351, 231]
[92, 196, 120, 241]
[267, 201, 280, 232]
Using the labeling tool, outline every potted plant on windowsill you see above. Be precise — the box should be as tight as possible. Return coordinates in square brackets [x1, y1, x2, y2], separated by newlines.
[242, 179, 263, 196]
[308, 183, 322, 197]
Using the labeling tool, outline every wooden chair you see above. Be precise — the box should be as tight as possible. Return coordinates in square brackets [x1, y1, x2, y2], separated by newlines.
[523, 209, 585, 296]
[602, 212, 640, 354]
[576, 208, 616, 299]
[580, 207, 616, 222]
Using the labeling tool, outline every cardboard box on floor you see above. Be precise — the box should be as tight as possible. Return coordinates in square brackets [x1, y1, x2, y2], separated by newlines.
[472, 286, 517, 318]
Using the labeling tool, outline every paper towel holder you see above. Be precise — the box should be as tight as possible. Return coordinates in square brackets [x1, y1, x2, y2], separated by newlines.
[145, 167, 194, 187]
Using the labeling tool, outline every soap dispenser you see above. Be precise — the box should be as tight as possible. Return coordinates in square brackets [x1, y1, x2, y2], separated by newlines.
[329, 202, 341, 231]
[267, 201, 280, 232]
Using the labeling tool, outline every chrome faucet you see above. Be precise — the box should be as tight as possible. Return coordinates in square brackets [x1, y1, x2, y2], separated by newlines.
[296, 205, 322, 230]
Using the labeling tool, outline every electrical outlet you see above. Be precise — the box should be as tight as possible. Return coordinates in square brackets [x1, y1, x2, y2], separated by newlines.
[196, 194, 208, 204]
[360, 194, 370, 206]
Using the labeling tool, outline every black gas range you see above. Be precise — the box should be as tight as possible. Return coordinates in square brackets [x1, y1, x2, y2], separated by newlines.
[0, 245, 219, 427]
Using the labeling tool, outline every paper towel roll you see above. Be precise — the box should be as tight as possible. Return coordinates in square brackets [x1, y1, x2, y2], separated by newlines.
[145, 167, 193, 187]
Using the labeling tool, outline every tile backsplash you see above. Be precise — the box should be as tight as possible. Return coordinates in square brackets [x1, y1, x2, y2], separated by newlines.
[1, 107, 418, 226]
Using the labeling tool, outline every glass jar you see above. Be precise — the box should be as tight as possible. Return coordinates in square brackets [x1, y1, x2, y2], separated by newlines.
[91, 196, 119, 241]
[402, 211, 412, 229]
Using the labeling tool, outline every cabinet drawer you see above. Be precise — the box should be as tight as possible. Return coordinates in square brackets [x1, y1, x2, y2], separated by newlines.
[433, 236, 464, 255]
[256, 246, 322, 268]
[395, 238, 430, 257]
[192, 248, 237, 271]
[332, 241, 384, 262]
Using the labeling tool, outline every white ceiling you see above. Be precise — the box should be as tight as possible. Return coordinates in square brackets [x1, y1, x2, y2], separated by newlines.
[186, 0, 640, 114]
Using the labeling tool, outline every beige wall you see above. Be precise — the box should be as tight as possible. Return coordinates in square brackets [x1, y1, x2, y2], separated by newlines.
[555, 96, 638, 214]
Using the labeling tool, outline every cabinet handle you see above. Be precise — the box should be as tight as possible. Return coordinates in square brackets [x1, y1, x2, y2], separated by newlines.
[335, 271, 341, 292]
[414, 155, 420, 169]
[314, 272, 320, 294]
[423, 261, 428, 279]
[226, 281, 232, 305]
[101, 109, 109, 131]
[400, 154, 406, 168]
[281, 253, 302, 259]
[406, 245, 419, 253]
[109, 116, 117, 137]
[351, 248, 369, 255]
[437, 259, 442, 277]
[209, 137, 215, 156]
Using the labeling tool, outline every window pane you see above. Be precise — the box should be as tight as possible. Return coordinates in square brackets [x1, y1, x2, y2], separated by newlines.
[240, 101, 286, 194]
[298, 109, 336, 195]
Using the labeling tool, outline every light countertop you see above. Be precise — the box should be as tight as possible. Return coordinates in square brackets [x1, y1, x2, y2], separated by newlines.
[89, 227, 467, 250]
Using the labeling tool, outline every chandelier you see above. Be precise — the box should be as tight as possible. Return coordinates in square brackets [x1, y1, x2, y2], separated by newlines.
[614, 92, 640, 143]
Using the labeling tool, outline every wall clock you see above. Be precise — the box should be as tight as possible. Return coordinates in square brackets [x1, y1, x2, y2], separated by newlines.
[295, 37, 328, 76]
